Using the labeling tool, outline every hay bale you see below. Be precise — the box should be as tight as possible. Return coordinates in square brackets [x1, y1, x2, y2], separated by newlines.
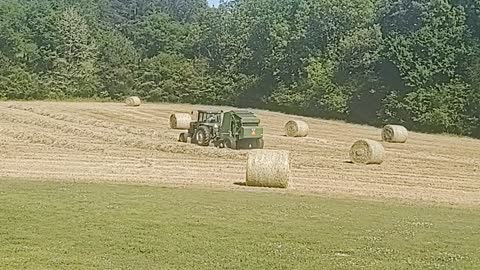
[169, 113, 192, 129]
[285, 120, 309, 137]
[125, 96, 141, 107]
[349, 139, 384, 165]
[382, 125, 408, 143]
[246, 150, 290, 188]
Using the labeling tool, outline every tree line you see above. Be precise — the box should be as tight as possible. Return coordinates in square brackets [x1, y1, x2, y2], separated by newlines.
[1, 0, 479, 137]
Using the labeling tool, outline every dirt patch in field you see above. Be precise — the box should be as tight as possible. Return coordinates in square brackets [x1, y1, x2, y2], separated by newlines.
[1, 101, 479, 206]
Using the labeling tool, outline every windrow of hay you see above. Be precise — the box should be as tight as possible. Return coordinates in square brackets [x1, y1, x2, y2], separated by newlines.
[382, 125, 408, 143]
[169, 113, 191, 129]
[0, 127, 101, 153]
[7, 105, 172, 140]
[350, 139, 384, 165]
[246, 150, 290, 188]
[285, 120, 309, 137]
[125, 96, 141, 107]
[1, 109, 246, 160]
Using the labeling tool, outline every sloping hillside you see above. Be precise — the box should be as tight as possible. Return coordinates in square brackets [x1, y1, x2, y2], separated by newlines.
[0, 102, 478, 205]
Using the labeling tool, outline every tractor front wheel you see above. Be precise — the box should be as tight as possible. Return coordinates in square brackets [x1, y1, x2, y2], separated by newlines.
[195, 126, 211, 146]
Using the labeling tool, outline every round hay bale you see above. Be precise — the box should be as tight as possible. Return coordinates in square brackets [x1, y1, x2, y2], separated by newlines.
[125, 96, 141, 107]
[285, 120, 309, 137]
[169, 113, 191, 129]
[382, 125, 408, 143]
[349, 139, 384, 165]
[246, 150, 290, 188]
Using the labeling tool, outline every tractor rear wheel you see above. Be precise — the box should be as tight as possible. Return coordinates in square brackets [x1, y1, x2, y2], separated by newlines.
[195, 126, 211, 146]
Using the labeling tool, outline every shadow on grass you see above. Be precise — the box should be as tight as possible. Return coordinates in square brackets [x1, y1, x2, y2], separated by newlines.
[234, 182, 247, 186]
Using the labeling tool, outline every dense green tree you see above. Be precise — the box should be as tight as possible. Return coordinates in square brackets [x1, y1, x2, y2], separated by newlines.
[0, 58, 46, 100]
[132, 12, 189, 58]
[96, 29, 138, 99]
[135, 53, 207, 103]
[0, 0, 36, 64]
[46, 8, 99, 98]
[378, 0, 473, 134]
[1, 0, 480, 137]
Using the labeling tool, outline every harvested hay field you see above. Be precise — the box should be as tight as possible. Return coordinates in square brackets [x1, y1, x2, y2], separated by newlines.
[0, 102, 479, 206]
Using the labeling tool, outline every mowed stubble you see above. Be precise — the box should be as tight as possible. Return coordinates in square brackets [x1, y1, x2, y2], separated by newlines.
[0, 102, 478, 205]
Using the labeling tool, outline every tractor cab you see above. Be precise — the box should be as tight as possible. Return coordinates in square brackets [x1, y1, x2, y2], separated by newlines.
[196, 110, 221, 125]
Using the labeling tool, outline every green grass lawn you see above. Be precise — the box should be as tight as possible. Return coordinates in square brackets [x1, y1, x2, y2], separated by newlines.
[0, 179, 479, 269]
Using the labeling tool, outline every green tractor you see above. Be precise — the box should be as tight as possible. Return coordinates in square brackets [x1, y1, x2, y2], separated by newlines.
[178, 110, 264, 149]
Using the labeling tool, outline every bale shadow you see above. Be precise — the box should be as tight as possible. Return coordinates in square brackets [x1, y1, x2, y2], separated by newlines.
[234, 182, 247, 186]
[343, 160, 354, 164]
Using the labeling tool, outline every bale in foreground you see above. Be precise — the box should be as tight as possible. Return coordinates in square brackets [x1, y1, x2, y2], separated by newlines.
[350, 139, 384, 165]
[382, 125, 408, 143]
[246, 150, 290, 188]
[125, 96, 141, 107]
[285, 120, 309, 137]
[169, 113, 192, 129]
